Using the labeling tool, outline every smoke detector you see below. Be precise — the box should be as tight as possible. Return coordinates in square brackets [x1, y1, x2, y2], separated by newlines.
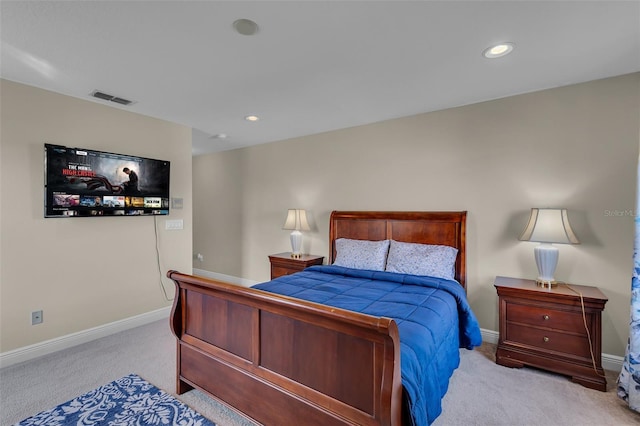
[233, 19, 259, 36]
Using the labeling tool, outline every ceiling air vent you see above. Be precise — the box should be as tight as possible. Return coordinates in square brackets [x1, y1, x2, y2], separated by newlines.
[90, 90, 135, 106]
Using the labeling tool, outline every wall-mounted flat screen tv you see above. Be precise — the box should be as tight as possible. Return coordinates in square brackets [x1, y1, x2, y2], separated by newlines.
[45, 144, 170, 218]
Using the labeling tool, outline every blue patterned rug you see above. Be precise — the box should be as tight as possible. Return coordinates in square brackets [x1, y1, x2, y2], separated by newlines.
[15, 373, 215, 426]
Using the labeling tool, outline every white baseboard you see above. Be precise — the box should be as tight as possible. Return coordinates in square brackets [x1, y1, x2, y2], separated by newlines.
[0, 306, 171, 369]
[192, 268, 260, 287]
[480, 328, 622, 372]
[481, 327, 499, 345]
[603, 353, 624, 373]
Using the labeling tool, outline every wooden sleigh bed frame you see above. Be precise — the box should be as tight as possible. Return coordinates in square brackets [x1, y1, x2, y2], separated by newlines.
[168, 211, 467, 426]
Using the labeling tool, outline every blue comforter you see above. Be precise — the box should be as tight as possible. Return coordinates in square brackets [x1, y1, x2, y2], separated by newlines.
[253, 265, 482, 426]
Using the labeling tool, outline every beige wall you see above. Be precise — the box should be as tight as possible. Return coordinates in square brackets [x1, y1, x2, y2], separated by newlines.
[0, 80, 193, 352]
[194, 73, 640, 357]
[193, 151, 244, 275]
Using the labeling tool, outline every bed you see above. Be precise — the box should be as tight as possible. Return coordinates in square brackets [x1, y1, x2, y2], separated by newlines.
[168, 211, 481, 426]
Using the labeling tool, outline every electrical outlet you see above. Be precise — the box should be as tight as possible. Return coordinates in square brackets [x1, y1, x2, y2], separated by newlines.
[197, 253, 204, 261]
[31, 310, 43, 325]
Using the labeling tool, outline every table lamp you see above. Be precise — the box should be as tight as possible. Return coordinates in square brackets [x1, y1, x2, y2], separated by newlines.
[519, 208, 579, 288]
[283, 209, 311, 258]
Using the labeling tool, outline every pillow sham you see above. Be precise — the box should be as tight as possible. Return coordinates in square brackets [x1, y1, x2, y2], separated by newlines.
[332, 238, 390, 271]
[385, 240, 458, 280]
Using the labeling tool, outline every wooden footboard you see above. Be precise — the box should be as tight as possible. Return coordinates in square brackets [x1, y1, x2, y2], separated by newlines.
[168, 270, 402, 426]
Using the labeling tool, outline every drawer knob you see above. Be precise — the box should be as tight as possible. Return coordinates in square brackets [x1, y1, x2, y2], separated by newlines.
[543, 315, 550, 321]
[543, 336, 549, 342]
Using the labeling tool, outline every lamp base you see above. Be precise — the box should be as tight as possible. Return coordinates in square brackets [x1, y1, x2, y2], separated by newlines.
[534, 243, 559, 290]
[536, 279, 558, 289]
[289, 230, 303, 259]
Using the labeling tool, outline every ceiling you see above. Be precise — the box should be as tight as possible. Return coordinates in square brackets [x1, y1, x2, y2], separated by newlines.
[1, 1, 639, 156]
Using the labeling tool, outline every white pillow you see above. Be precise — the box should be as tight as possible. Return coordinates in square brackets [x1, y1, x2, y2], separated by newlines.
[333, 238, 390, 271]
[385, 240, 458, 280]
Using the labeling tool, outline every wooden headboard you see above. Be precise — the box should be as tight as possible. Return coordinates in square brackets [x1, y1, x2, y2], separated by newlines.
[329, 211, 467, 290]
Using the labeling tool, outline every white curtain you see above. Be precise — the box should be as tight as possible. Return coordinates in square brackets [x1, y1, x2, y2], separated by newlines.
[618, 161, 640, 410]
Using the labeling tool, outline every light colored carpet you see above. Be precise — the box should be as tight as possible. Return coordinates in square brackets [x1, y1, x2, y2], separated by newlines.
[434, 343, 638, 426]
[1, 319, 638, 425]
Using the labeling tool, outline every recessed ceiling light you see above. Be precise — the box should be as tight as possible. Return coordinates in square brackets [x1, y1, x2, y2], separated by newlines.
[245, 115, 260, 122]
[483, 42, 514, 59]
[233, 19, 259, 36]
[211, 133, 228, 139]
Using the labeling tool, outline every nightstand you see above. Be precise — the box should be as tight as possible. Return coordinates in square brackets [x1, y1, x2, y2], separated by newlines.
[494, 276, 608, 391]
[268, 253, 324, 279]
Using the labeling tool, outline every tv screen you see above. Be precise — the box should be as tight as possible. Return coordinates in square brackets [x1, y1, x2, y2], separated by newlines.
[44, 144, 170, 218]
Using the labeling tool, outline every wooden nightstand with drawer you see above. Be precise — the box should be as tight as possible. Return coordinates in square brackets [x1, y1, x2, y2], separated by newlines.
[494, 276, 608, 391]
[268, 253, 324, 280]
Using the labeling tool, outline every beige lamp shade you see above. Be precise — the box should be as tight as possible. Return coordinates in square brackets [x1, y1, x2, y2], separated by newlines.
[519, 208, 579, 244]
[282, 209, 311, 231]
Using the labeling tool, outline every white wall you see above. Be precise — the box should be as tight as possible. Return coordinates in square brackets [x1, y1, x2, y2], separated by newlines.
[193, 73, 640, 357]
[0, 80, 193, 352]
